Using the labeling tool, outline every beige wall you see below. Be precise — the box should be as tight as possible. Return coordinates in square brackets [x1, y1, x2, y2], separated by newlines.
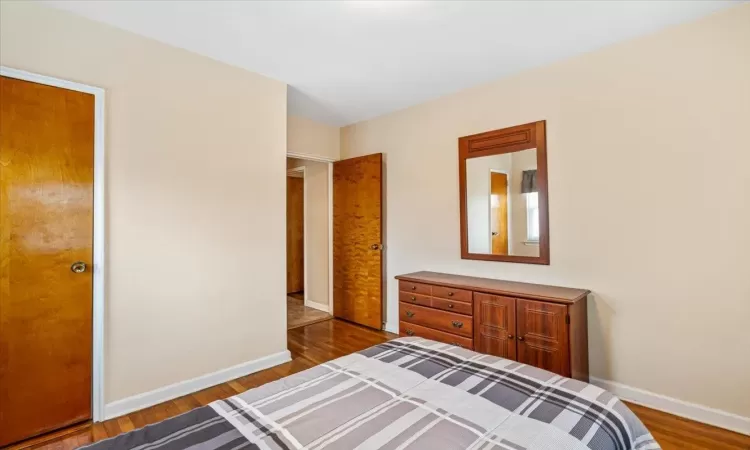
[288, 158, 330, 311]
[1, 2, 288, 404]
[342, 4, 750, 418]
[288, 114, 340, 161]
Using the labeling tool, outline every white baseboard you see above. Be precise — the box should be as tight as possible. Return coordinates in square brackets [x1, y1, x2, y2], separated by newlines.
[304, 300, 330, 313]
[590, 376, 750, 436]
[384, 322, 399, 334]
[103, 350, 292, 421]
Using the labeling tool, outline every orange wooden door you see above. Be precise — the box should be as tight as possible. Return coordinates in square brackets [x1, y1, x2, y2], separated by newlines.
[332, 153, 383, 329]
[474, 293, 516, 359]
[490, 172, 508, 255]
[286, 175, 304, 294]
[516, 299, 570, 376]
[0, 76, 94, 446]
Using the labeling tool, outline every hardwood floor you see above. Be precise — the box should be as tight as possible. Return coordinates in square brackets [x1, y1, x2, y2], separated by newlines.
[8, 319, 749, 450]
[625, 402, 750, 450]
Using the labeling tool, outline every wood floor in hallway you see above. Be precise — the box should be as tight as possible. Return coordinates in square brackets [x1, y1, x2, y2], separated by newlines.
[287, 294, 332, 329]
[8, 320, 750, 450]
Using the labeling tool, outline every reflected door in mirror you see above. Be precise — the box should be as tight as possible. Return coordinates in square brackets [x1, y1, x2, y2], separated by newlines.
[490, 172, 508, 254]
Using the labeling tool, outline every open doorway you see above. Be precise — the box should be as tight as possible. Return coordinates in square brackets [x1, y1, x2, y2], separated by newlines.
[286, 157, 332, 329]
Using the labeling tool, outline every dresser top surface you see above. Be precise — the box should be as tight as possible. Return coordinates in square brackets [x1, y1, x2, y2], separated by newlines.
[395, 271, 589, 304]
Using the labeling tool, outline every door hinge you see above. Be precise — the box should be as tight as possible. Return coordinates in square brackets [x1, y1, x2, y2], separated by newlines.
[565, 314, 570, 325]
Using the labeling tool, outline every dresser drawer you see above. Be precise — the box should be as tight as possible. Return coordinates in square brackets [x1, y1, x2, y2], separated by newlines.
[399, 302, 473, 338]
[399, 321, 474, 350]
[399, 291, 431, 308]
[399, 280, 432, 296]
[431, 297, 473, 315]
[432, 285, 472, 303]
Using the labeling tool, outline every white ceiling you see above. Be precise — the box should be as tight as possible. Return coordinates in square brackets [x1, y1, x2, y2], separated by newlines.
[43, 1, 739, 126]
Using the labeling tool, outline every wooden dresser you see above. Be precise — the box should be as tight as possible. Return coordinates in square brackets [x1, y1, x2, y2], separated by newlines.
[396, 271, 590, 381]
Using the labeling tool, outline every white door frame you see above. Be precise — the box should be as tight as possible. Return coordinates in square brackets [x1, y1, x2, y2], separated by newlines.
[1, 66, 106, 422]
[286, 152, 336, 314]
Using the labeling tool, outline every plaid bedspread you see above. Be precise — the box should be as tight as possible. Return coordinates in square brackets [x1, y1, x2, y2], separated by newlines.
[86, 338, 659, 450]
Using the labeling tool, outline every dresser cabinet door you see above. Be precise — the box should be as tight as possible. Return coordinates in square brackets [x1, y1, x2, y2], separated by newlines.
[516, 299, 570, 376]
[474, 293, 516, 359]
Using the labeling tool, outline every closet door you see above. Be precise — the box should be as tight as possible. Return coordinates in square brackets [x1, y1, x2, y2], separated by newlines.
[473, 293, 516, 359]
[286, 175, 304, 294]
[516, 299, 570, 376]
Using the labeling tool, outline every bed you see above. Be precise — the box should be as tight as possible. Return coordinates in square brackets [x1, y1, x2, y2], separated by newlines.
[85, 337, 659, 450]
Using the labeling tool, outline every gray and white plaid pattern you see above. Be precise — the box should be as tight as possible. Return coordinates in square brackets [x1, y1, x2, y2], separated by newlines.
[85, 338, 659, 450]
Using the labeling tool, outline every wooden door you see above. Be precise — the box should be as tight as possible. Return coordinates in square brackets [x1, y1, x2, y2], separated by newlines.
[333, 153, 383, 329]
[490, 172, 508, 255]
[0, 76, 94, 445]
[286, 175, 304, 294]
[516, 299, 570, 376]
[474, 293, 516, 359]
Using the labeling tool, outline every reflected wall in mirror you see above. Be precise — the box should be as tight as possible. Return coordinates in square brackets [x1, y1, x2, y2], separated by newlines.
[459, 121, 550, 264]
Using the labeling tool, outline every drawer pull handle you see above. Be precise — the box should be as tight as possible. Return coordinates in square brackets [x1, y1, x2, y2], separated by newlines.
[518, 336, 525, 341]
[452, 342, 462, 347]
[411, 286, 417, 290]
[406, 330, 415, 336]
[451, 321, 463, 328]
[410, 296, 416, 301]
[406, 311, 415, 317]
[448, 292, 454, 296]
[448, 303, 454, 308]
[508, 334, 514, 339]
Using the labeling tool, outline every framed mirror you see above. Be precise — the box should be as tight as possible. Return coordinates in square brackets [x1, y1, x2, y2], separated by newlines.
[459, 120, 549, 265]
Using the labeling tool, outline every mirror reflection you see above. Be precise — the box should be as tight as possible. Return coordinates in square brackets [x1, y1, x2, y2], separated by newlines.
[465, 148, 539, 257]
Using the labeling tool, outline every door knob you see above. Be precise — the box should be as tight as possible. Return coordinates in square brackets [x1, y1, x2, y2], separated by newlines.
[508, 334, 514, 339]
[518, 336, 525, 342]
[370, 244, 383, 250]
[71, 261, 87, 273]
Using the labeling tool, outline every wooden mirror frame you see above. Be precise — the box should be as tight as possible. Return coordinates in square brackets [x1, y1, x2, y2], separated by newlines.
[458, 120, 550, 265]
